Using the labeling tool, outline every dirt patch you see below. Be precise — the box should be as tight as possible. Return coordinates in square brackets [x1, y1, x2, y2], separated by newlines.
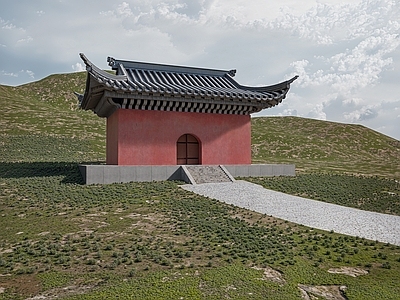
[86, 212, 107, 217]
[38, 231, 50, 236]
[328, 267, 368, 277]
[298, 284, 347, 300]
[126, 212, 174, 235]
[251, 266, 285, 284]
[0, 274, 41, 298]
[0, 248, 13, 254]
[25, 284, 95, 300]
[71, 216, 109, 231]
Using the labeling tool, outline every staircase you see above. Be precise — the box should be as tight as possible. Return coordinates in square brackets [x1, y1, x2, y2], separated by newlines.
[184, 165, 234, 184]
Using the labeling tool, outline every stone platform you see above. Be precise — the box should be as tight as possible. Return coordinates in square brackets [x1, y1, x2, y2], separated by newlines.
[78, 164, 295, 185]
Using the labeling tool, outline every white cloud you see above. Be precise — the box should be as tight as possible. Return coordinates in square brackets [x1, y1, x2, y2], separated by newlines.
[115, 2, 133, 17]
[344, 105, 379, 122]
[290, 34, 398, 93]
[282, 108, 298, 116]
[1, 18, 16, 30]
[16, 36, 33, 44]
[22, 70, 35, 79]
[265, 0, 400, 140]
[306, 103, 327, 120]
[72, 63, 85, 72]
[0, 17, 30, 48]
[0, 70, 18, 77]
[0, 69, 34, 85]
[0, 69, 34, 79]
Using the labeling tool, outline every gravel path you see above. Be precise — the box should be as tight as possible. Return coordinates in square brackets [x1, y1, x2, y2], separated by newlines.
[181, 180, 400, 246]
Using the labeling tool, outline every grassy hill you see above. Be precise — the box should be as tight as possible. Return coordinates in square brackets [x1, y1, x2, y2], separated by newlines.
[0, 72, 105, 161]
[252, 116, 399, 178]
[0, 73, 400, 299]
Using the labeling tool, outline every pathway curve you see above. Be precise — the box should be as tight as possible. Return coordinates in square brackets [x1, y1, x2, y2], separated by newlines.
[181, 180, 400, 246]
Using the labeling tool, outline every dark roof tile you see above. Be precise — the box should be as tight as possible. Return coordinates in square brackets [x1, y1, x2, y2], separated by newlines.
[79, 53, 297, 117]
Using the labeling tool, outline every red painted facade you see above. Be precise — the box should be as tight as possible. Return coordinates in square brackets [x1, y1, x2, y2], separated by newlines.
[106, 109, 251, 165]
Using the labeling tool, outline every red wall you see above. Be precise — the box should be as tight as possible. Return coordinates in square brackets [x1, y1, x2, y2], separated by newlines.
[106, 109, 251, 165]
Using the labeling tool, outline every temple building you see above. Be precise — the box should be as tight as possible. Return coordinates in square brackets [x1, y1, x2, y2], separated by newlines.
[79, 53, 297, 166]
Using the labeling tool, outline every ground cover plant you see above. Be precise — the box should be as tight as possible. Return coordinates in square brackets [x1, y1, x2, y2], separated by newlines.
[1, 73, 400, 299]
[1, 162, 400, 299]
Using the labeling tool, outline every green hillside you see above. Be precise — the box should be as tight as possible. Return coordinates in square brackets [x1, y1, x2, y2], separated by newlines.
[1, 72, 105, 162]
[252, 116, 399, 178]
[1, 73, 400, 299]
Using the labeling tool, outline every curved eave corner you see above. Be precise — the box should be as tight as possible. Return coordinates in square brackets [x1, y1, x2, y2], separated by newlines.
[246, 75, 298, 112]
[276, 75, 299, 100]
[78, 53, 125, 117]
[237, 75, 299, 94]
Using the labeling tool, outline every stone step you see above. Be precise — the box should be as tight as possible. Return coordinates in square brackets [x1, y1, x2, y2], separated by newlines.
[185, 165, 234, 184]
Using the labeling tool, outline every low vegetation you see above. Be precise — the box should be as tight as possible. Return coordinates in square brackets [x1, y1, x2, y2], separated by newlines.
[0, 73, 399, 299]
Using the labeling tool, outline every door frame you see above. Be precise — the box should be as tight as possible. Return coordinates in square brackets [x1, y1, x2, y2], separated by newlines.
[177, 134, 201, 165]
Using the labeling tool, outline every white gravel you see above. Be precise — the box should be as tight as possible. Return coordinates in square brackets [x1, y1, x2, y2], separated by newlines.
[181, 180, 400, 246]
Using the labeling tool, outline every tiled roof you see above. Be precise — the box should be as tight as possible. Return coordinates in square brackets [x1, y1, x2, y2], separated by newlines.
[79, 53, 298, 117]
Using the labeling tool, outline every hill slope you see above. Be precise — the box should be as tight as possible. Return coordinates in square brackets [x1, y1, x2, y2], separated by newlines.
[252, 116, 399, 178]
[1, 72, 105, 163]
[1, 72, 399, 178]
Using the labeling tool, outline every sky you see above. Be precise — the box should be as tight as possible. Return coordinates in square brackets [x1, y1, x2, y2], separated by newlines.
[1, 0, 399, 140]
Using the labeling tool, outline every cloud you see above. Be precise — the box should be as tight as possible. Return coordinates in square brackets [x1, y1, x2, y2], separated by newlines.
[24, 70, 35, 79]
[72, 63, 85, 72]
[16, 36, 33, 44]
[0, 17, 29, 47]
[0, 70, 18, 77]
[264, 0, 400, 139]
[306, 104, 327, 120]
[1, 21, 16, 30]
[358, 108, 379, 121]
[344, 106, 379, 122]
[0, 69, 34, 85]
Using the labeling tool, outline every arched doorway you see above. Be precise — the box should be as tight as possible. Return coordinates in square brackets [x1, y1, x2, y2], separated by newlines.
[177, 134, 200, 165]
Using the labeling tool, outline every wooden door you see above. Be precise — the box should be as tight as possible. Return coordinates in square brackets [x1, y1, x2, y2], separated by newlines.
[177, 134, 200, 165]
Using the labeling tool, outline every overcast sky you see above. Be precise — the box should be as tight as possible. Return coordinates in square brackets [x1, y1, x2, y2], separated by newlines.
[1, 0, 399, 140]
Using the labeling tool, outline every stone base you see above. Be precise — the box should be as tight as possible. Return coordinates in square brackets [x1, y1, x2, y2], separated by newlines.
[78, 164, 295, 185]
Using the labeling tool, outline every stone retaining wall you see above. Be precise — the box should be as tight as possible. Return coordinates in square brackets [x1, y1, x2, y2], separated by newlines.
[78, 164, 295, 185]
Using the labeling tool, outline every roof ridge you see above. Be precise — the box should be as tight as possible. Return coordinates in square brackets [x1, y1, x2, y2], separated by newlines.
[107, 56, 236, 77]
